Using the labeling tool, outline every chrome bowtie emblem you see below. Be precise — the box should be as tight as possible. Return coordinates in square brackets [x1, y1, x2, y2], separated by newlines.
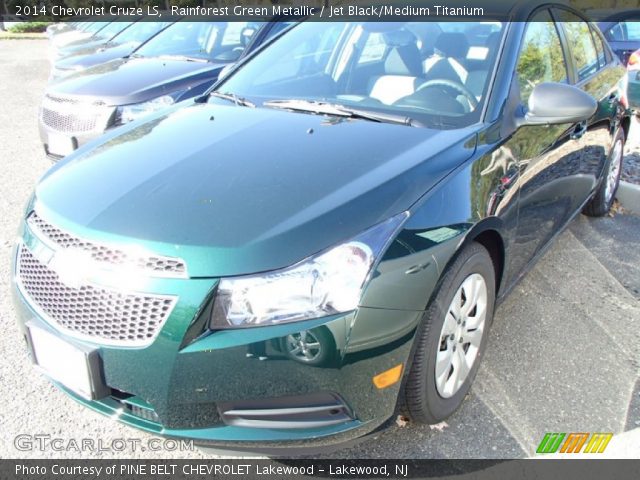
[48, 248, 93, 289]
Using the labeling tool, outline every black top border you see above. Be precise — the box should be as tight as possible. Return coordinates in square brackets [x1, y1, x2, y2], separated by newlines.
[1, 1, 640, 22]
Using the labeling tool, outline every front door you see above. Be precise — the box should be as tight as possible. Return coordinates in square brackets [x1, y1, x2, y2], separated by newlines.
[507, 9, 586, 275]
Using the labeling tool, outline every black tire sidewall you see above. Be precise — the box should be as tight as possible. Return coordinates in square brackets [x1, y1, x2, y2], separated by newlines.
[584, 127, 625, 217]
[407, 243, 496, 423]
[602, 130, 625, 211]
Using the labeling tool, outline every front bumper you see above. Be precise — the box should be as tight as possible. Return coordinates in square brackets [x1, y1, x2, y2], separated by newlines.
[39, 121, 107, 161]
[38, 95, 118, 161]
[11, 229, 423, 452]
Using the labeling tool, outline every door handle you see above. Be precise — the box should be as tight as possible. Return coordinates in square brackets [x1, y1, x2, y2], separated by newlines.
[570, 121, 587, 140]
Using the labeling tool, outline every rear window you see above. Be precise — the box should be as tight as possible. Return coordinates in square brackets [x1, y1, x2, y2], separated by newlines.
[605, 19, 640, 42]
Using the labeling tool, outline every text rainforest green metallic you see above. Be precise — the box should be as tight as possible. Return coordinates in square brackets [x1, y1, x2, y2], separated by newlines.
[13, 5, 629, 455]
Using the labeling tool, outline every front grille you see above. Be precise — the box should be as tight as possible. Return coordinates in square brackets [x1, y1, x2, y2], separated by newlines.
[17, 245, 177, 347]
[27, 212, 187, 277]
[41, 94, 113, 133]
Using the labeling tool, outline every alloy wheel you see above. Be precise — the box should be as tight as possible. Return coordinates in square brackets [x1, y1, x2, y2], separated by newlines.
[286, 330, 322, 363]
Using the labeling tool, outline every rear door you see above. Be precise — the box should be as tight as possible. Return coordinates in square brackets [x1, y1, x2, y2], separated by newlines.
[553, 8, 625, 197]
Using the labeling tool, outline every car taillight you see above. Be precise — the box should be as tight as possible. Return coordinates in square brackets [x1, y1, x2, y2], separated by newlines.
[628, 51, 640, 71]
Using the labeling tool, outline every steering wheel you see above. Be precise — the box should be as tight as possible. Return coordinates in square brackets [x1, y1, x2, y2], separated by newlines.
[416, 78, 479, 110]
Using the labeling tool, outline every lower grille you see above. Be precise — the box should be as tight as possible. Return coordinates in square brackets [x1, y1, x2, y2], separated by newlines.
[41, 94, 113, 133]
[218, 392, 354, 429]
[125, 403, 160, 423]
[17, 245, 177, 347]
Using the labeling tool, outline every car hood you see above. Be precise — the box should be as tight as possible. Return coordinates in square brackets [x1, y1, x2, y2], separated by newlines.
[57, 38, 108, 57]
[46, 57, 226, 105]
[34, 103, 477, 277]
[54, 43, 138, 72]
[52, 31, 93, 48]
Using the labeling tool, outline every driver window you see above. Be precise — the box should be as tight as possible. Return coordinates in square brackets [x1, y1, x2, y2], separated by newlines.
[516, 10, 568, 103]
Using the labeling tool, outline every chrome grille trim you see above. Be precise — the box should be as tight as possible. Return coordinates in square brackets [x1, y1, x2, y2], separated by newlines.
[16, 244, 177, 347]
[27, 212, 188, 278]
[40, 94, 114, 134]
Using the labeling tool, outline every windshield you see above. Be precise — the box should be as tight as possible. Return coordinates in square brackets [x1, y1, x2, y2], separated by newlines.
[94, 20, 133, 40]
[216, 21, 505, 128]
[134, 21, 256, 63]
[111, 20, 173, 45]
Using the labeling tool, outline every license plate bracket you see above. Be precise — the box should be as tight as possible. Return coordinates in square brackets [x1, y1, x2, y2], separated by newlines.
[47, 133, 76, 157]
[26, 322, 109, 400]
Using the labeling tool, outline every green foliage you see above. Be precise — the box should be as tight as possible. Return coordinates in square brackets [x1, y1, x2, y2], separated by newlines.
[7, 21, 51, 33]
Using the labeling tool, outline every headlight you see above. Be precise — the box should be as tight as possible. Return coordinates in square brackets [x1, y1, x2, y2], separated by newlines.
[116, 95, 176, 124]
[210, 213, 408, 329]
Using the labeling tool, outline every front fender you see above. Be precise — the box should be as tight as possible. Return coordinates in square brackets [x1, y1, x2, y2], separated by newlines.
[360, 132, 520, 311]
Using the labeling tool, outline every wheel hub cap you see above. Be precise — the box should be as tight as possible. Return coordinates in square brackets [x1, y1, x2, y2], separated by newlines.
[435, 273, 488, 398]
[287, 330, 322, 362]
[605, 139, 623, 204]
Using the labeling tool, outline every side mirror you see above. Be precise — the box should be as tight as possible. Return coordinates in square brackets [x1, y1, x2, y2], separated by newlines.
[519, 82, 597, 126]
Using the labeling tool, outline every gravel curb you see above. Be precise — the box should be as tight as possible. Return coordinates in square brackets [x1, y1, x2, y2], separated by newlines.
[618, 181, 640, 214]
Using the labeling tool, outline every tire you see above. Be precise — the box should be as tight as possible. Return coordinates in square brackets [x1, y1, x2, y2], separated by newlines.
[583, 128, 625, 217]
[404, 242, 496, 424]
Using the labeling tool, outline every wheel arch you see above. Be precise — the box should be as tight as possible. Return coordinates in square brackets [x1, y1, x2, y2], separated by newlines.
[446, 219, 507, 297]
[620, 114, 631, 143]
[465, 225, 506, 295]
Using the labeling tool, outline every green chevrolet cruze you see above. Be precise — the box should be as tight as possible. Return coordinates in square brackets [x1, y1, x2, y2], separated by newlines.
[13, 10, 628, 455]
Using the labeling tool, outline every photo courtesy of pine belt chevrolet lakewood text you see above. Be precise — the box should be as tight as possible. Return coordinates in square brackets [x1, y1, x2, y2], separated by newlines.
[13, 2, 629, 455]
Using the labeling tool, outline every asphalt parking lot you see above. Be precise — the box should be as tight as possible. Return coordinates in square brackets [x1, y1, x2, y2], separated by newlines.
[0, 40, 639, 459]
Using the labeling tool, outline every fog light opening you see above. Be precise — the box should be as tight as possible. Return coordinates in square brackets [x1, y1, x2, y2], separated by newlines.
[372, 364, 404, 389]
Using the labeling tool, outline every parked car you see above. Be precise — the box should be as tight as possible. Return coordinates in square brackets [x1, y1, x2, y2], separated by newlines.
[598, 10, 640, 65]
[46, 22, 72, 38]
[625, 48, 640, 112]
[14, 5, 628, 455]
[47, 20, 92, 38]
[50, 20, 174, 81]
[39, 20, 295, 159]
[51, 19, 134, 64]
[49, 21, 111, 50]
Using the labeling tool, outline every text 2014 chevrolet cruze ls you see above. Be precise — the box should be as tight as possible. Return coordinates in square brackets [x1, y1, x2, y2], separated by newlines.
[14, 7, 628, 455]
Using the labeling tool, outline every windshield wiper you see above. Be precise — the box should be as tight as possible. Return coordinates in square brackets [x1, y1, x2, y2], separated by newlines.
[210, 91, 256, 108]
[263, 99, 422, 127]
[157, 54, 209, 63]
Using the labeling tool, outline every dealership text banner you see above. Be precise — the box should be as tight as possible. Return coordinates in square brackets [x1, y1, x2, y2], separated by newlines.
[3, 0, 639, 22]
[5, 460, 640, 480]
